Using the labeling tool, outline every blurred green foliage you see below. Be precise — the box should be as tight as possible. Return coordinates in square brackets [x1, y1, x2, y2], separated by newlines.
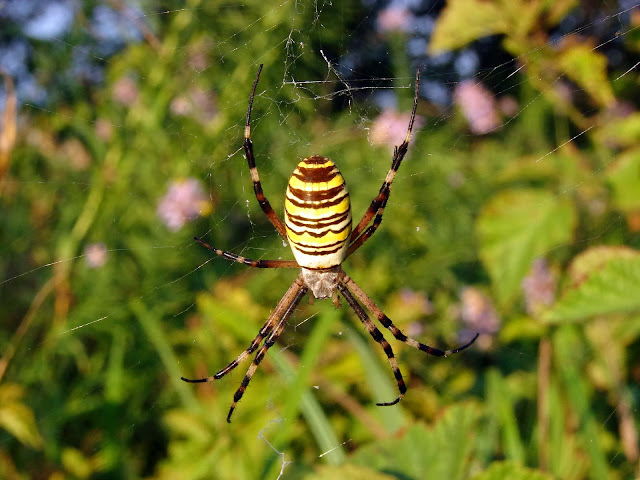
[1, 0, 640, 479]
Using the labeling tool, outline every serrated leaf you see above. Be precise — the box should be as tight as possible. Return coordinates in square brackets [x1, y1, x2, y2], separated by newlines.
[476, 189, 576, 305]
[543, 254, 640, 323]
[351, 403, 479, 480]
[305, 464, 397, 480]
[471, 461, 554, 480]
[566, 246, 639, 286]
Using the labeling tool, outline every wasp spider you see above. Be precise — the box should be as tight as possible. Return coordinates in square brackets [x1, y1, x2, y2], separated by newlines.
[182, 65, 478, 422]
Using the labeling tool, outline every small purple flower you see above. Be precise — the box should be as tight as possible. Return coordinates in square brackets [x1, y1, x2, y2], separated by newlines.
[521, 258, 556, 315]
[157, 178, 211, 231]
[399, 288, 434, 316]
[370, 108, 425, 148]
[453, 80, 500, 135]
[460, 287, 500, 335]
[84, 242, 108, 268]
[170, 87, 217, 124]
[459, 287, 500, 349]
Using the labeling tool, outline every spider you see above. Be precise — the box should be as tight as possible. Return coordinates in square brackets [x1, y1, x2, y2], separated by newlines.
[182, 65, 478, 423]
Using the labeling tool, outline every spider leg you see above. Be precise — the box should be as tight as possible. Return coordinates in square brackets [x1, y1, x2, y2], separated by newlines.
[341, 272, 479, 356]
[226, 278, 308, 422]
[337, 282, 406, 407]
[244, 64, 288, 239]
[194, 236, 298, 268]
[347, 68, 421, 258]
[181, 316, 277, 384]
[181, 275, 306, 383]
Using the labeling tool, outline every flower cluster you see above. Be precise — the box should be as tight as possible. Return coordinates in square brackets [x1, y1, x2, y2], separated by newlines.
[84, 242, 108, 268]
[370, 108, 425, 148]
[521, 258, 556, 316]
[459, 287, 500, 349]
[453, 80, 500, 135]
[157, 178, 211, 231]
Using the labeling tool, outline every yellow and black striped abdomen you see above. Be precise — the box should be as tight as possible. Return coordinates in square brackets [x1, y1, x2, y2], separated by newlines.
[284, 156, 352, 269]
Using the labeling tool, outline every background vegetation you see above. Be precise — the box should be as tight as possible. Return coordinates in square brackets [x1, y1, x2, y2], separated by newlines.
[1, 0, 640, 479]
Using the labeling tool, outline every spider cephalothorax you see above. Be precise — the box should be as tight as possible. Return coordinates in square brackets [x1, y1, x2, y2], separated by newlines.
[182, 65, 478, 423]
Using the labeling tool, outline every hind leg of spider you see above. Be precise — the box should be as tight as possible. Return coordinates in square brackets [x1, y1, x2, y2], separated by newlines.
[337, 282, 406, 406]
[243, 64, 288, 239]
[181, 317, 276, 384]
[194, 236, 298, 268]
[225, 280, 308, 422]
[341, 272, 479, 356]
[182, 276, 306, 386]
[348, 68, 421, 257]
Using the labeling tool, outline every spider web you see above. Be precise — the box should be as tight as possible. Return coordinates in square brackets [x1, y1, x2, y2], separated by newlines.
[1, 1, 640, 478]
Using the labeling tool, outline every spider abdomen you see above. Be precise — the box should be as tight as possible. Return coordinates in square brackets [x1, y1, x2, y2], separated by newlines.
[284, 156, 352, 269]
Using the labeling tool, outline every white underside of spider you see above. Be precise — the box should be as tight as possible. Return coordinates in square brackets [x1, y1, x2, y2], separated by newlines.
[300, 267, 340, 299]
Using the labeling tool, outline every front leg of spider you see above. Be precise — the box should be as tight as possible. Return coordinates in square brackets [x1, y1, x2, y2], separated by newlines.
[182, 65, 478, 422]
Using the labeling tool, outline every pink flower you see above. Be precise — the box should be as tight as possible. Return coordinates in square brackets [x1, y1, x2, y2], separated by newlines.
[498, 95, 519, 118]
[84, 242, 108, 268]
[453, 80, 500, 135]
[157, 178, 211, 231]
[112, 76, 139, 106]
[377, 7, 413, 33]
[95, 118, 113, 141]
[370, 108, 424, 147]
[521, 258, 556, 315]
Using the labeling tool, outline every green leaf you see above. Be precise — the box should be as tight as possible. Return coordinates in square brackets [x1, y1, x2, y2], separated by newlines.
[558, 44, 615, 107]
[271, 306, 345, 464]
[597, 113, 640, 148]
[345, 324, 406, 431]
[429, 0, 504, 53]
[476, 189, 576, 305]
[543, 252, 640, 323]
[0, 383, 42, 450]
[486, 370, 525, 463]
[606, 147, 640, 212]
[429, 0, 542, 53]
[305, 464, 397, 480]
[351, 403, 479, 480]
[471, 461, 554, 480]
[553, 326, 610, 479]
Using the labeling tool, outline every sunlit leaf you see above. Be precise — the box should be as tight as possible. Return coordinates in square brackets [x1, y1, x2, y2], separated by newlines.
[546, 0, 579, 25]
[430, 0, 541, 53]
[558, 43, 615, 108]
[305, 464, 397, 480]
[429, 0, 504, 53]
[351, 403, 479, 480]
[0, 383, 42, 450]
[566, 246, 639, 286]
[597, 113, 640, 148]
[606, 148, 640, 212]
[543, 252, 640, 323]
[471, 461, 554, 480]
[61, 448, 94, 479]
[476, 189, 576, 305]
